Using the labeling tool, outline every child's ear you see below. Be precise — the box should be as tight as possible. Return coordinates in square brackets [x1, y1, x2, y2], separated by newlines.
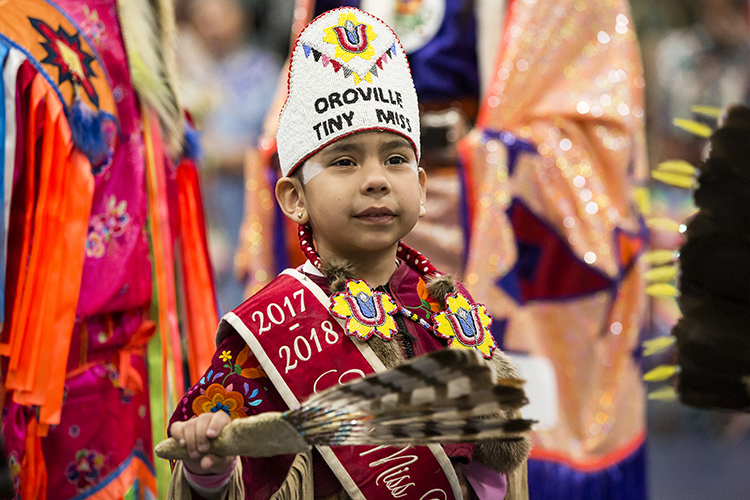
[275, 177, 309, 224]
[418, 167, 427, 218]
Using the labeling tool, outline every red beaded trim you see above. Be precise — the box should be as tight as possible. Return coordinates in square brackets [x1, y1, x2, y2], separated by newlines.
[297, 224, 441, 279]
[396, 242, 441, 278]
[298, 223, 322, 269]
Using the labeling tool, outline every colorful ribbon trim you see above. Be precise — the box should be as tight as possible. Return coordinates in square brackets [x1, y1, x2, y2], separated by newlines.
[3, 69, 93, 428]
[142, 104, 181, 500]
[20, 417, 47, 500]
[175, 157, 219, 383]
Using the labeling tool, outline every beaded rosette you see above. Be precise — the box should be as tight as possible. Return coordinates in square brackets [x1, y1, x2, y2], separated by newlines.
[330, 280, 399, 341]
[433, 292, 495, 358]
[329, 278, 496, 358]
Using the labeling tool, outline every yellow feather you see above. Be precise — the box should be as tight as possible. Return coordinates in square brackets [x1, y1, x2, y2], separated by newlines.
[642, 336, 676, 356]
[690, 105, 722, 119]
[642, 250, 678, 266]
[657, 160, 697, 176]
[646, 283, 678, 298]
[651, 171, 697, 189]
[644, 365, 679, 382]
[648, 387, 678, 401]
[633, 187, 651, 216]
[643, 265, 678, 282]
[672, 118, 712, 138]
[646, 217, 683, 233]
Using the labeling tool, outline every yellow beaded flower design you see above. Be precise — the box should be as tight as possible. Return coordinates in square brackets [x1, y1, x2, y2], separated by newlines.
[330, 280, 398, 341]
[322, 11, 378, 62]
[433, 292, 496, 358]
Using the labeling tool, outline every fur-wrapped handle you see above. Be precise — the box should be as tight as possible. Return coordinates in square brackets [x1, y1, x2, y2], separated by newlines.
[154, 411, 310, 460]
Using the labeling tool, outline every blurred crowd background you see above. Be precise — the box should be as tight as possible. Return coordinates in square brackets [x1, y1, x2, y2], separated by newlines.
[173, 0, 750, 498]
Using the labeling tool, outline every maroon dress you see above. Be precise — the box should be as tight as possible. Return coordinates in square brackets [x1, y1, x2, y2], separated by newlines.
[169, 262, 475, 499]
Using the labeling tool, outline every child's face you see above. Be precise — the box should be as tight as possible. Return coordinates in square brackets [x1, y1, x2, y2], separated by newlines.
[297, 131, 426, 261]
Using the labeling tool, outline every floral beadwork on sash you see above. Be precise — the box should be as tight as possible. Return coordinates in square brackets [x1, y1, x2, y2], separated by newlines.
[192, 383, 250, 420]
[330, 280, 398, 341]
[433, 292, 496, 358]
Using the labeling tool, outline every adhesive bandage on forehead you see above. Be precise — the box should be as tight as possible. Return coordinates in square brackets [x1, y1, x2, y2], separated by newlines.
[300, 160, 326, 185]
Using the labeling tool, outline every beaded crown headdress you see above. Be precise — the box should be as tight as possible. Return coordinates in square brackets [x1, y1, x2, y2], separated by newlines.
[276, 7, 421, 177]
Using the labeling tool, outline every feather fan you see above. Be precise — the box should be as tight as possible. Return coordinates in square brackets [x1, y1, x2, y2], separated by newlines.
[155, 349, 534, 460]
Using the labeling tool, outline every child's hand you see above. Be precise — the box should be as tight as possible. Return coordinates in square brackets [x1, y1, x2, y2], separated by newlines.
[170, 412, 235, 475]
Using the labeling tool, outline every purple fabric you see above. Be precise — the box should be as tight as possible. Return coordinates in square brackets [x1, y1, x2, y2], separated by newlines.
[405, 0, 479, 103]
[170, 263, 475, 499]
[527, 444, 648, 500]
[312, 0, 479, 104]
[464, 460, 507, 500]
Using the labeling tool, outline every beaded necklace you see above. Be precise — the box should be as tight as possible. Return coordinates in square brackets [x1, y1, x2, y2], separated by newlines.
[297, 223, 497, 358]
[297, 223, 441, 278]
[298, 223, 435, 331]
